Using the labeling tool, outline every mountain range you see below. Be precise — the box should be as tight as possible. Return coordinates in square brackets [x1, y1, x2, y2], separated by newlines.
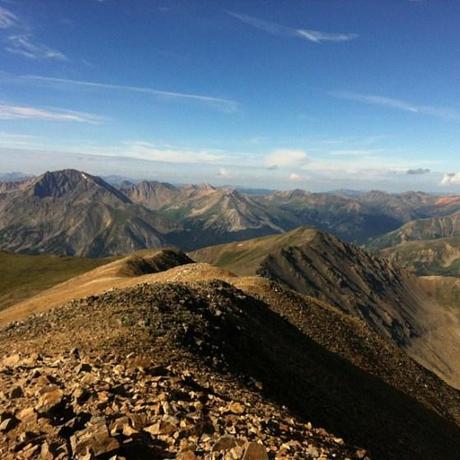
[3, 168, 460, 257]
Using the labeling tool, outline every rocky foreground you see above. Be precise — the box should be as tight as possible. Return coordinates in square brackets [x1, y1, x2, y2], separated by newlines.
[0, 281, 372, 460]
[0, 350, 365, 460]
[2, 277, 460, 459]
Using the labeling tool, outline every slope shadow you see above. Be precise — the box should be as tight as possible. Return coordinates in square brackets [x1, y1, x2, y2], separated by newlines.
[197, 283, 460, 460]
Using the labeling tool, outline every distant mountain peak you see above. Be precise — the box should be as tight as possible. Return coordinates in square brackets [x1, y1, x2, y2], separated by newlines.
[29, 169, 95, 198]
[27, 169, 131, 203]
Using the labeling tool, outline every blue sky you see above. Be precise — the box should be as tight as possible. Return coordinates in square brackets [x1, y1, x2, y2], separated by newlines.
[1, 0, 460, 191]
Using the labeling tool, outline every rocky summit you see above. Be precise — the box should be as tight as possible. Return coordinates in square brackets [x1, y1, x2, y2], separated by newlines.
[1, 276, 460, 459]
[0, 283, 367, 460]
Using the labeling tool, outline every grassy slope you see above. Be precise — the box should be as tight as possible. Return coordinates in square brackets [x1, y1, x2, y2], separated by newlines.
[0, 251, 110, 311]
[0, 249, 196, 325]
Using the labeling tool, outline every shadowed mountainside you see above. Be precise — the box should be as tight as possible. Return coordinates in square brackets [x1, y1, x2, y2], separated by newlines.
[192, 227, 460, 389]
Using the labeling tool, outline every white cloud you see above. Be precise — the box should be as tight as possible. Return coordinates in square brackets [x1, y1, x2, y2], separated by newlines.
[289, 173, 302, 181]
[266, 149, 309, 168]
[296, 29, 358, 43]
[441, 172, 460, 186]
[21, 75, 238, 113]
[216, 167, 232, 178]
[5, 35, 68, 61]
[227, 12, 357, 44]
[0, 6, 17, 29]
[333, 91, 460, 122]
[0, 6, 67, 61]
[0, 104, 104, 124]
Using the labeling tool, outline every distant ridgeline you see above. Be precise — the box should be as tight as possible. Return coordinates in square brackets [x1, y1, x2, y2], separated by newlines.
[2, 169, 460, 257]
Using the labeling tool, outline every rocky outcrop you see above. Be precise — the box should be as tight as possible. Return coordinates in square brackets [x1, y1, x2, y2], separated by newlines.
[0, 349, 363, 460]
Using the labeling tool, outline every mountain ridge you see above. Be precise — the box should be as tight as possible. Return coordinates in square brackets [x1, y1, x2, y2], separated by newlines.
[192, 228, 460, 389]
[2, 256, 460, 458]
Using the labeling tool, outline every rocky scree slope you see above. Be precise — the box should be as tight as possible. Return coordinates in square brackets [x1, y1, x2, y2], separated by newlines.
[0, 282, 368, 460]
[2, 281, 460, 459]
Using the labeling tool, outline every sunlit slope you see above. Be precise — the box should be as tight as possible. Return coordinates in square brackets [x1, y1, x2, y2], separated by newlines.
[0, 248, 195, 325]
[0, 251, 110, 310]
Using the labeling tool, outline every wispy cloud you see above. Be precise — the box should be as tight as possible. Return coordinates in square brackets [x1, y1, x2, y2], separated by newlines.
[118, 141, 226, 163]
[0, 5, 67, 61]
[0, 131, 39, 147]
[333, 91, 460, 122]
[227, 12, 358, 43]
[0, 104, 104, 124]
[0, 5, 17, 29]
[21, 75, 238, 112]
[296, 30, 358, 43]
[265, 149, 309, 168]
[5, 35, 67, 61]
[329, 149, 383, 157]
